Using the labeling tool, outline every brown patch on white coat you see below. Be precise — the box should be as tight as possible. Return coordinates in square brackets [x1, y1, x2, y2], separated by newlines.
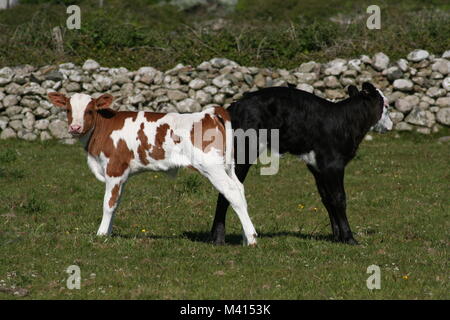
[47, 92, 257, 246]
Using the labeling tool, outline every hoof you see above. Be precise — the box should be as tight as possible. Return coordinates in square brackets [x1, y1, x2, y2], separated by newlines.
[212, 238, 226, 246]
[345, 237, 359, 245]
[243, 233, 258, 246]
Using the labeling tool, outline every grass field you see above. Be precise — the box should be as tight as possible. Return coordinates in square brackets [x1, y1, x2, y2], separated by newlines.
[0, 130, 448, 299]
[1, 0, 449, 69]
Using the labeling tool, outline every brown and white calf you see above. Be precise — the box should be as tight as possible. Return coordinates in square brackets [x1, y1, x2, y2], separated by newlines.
[48, 92, 257, 245]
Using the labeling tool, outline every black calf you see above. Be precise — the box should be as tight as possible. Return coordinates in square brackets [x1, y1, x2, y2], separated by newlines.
[211, 82, 392, 245]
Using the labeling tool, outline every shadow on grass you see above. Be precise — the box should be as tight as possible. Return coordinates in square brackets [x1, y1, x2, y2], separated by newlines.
[111, 232, 182, 240]
[183, 230, 336, 245]
[111, 229, 336, 245]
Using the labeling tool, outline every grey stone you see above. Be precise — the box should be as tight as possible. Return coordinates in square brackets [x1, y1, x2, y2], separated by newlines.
[0, 67, 14, 86]
[372, 52, 390, 71]
[3, 95, 18, 107]
[325, 89, 345, 100]
[9, 120, 23, 131]
[0, 119, 7, 130]
[23, 83, 46, 96]
[442, 77, 450, 91]
[356, 71, 373, 83]
[393, 79, 414, 91]
[203, 86, 218, 95]
[93, 74, 112, 91]
[324, 76, 340, 88]
[297, 61, 317, 73]
[0, 128, 16, 139]
[384, 66, 403, 81]
[426, 86, 446, 98]
[195, 90, 212, 105]
[436, 108, 450, 125]
[68, 73, 83, 82]
[137, 67, 160, 84]
[40, 131, 52, 141]
[436, 97, 450, 107]
[324, 59, 347, 75]
[45, 70, 64, 82]
[82, 59, 100, 71]
[197, 61, 212, 71]
[66, 82, 81, 92]
[167, 90, 188, 101]
[348, 59, 362, 71]
[23, 112, 35, 130]
[405, 107, 435, 127]
[5, 83, 22, 95]
[213, 93, 226, 104]
[59, 62, 75, 70]
[210, 58, 238, 69]
[430, 106, 440, 113]
[431, 71, 444, 79]
[112, 74, 131, 85]
[294, 72, 318, 84]
[49, 120, 71, 139]
[395, 122, 413, 131]
[296, 83, 314, 93]
[418, 102, 429, 110]
[212, 75, 231, 88]
[22, 132, 37, 141]
[4, 106, 22, 116]
[34, 119, 50, 130]
[416, 127, 431, 134]
[340, 77, 356, 86]
[360, 55, 372, 64]
[395, 95, 419, 113]
[189, 78, 207, 90]
[431, 59, 449, 75]
[176, 98, 201, 112]
[34, 107, 50, 118]
[128, 94, 145, 105]
[254, 74, 266, 88]
[389, 111, 404, 124]
[397, 59, 409, 72]
[407, 49, 429, 62]
[442, 50, 450, 59]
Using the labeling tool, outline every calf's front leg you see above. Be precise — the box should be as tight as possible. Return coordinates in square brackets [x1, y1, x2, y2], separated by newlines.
[97, 177, 126, 236]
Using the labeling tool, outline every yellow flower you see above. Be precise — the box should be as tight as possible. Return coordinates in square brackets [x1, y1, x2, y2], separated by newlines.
[141, 229, 147, 233]
[298, 204, 305, 209]
[402, 275, 409, 280]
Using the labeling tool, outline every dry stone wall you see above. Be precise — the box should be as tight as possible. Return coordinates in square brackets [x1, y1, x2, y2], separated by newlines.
[0, 49, 449, 143]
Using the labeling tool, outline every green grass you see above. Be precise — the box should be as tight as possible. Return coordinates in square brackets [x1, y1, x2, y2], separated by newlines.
[1, 0, 449, 70]
[0, 131, 449, 299]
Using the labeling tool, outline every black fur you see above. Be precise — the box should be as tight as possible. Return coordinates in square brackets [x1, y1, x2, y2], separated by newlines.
[211, 82, 385, 245]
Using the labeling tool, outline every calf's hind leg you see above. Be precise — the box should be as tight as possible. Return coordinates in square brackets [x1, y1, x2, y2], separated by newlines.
[211, 163, 252, 245]
[308, 165, 341, 241]
[204, 165, 257, 246]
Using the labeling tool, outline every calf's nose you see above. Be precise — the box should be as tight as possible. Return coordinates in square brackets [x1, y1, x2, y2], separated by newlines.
[69, 124, 82, 133]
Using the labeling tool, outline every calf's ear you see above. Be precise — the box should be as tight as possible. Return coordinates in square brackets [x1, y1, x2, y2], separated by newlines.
[362, 82, 376, 94]
[95, 94, 114, 110]
[48, 92, 68, 108]
[347, 85, 359, 97]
